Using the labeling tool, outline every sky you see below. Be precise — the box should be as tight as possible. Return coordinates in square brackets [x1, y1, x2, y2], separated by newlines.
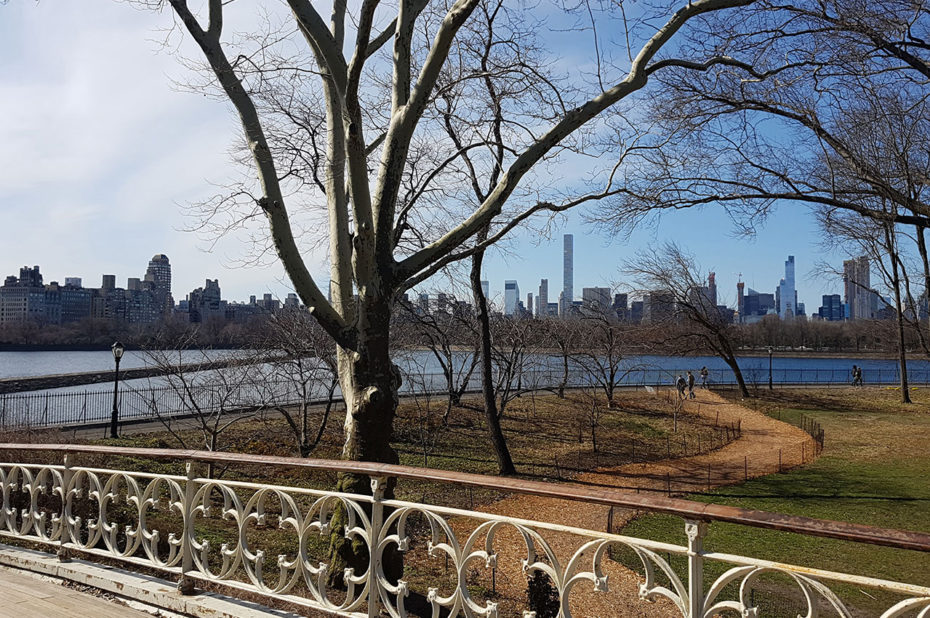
[0, 2, 846, 313]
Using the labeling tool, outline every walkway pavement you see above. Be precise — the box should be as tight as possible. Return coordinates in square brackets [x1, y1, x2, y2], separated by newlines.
[0, 565, 155, 618]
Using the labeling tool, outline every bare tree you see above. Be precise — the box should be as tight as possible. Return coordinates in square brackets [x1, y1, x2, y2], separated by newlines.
[625, 243, 751, 397]
[573, 301, 636, 408]
[137, 334, 263, 476]
[818, 207, 915, 402]
[129, 0, 756, 578]
[253, 309, 341, 456]
[538, 317, 580, 399]
[396, 352, 448, 467]
[396, 294, 479, 423]
[488, 314, 534, 421]
[143, 0, 754, 466]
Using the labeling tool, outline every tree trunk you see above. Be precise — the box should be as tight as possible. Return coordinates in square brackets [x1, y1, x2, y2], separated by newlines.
[470, 245, 517, 476]
[558, 343, 569, 398]
[888, 227, 911, 404]
[724, 355, 750, 398]
[328, 293, 404, 586]
[914, 225, 930, 355]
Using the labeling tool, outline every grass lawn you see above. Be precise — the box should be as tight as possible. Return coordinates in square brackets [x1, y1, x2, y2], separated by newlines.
[617, 387, 930, 617]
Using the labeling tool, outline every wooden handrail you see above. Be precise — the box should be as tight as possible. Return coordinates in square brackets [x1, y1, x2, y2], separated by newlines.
[2, 442, 928, 553]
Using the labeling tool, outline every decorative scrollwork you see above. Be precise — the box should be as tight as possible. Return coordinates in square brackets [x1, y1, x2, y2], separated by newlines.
[703, 565, 851, 618]
[374, 505, 689, 618]
[881, 597, 930, 617]
[3, 458, 930, 618]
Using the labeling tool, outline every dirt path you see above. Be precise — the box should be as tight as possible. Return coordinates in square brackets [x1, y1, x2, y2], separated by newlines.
[469, 390, 816, 617]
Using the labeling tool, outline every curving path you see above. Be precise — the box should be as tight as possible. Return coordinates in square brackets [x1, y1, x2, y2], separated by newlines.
[471, 390, 816, 617]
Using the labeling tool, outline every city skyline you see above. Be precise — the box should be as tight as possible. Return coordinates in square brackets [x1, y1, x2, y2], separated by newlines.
[1, 3, 850, 317]
[0, 238, 853, 317]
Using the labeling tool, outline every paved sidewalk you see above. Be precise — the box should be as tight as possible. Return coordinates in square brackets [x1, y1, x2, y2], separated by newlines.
[0, 565, 154, 618]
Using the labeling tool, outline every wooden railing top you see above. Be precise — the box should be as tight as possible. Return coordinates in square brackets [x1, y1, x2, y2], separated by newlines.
[2, 442, 928, 553]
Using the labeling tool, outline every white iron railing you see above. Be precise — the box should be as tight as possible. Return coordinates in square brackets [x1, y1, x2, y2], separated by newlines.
[0, 444, 928, 617]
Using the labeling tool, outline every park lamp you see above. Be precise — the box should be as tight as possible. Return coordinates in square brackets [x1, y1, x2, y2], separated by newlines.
[767, 346, 774, 391]
[110, 341, 125, 439]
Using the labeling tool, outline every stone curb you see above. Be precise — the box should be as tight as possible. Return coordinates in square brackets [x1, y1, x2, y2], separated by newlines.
[0, 543, 332, 618]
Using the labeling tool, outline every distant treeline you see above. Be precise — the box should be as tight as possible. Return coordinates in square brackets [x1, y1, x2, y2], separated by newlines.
[0, 311, 919, 356]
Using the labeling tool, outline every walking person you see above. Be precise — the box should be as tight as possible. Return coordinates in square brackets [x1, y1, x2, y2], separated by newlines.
[676, 374, 687, 399]
[700, 366, 709, 389]
[854, 365, 863, 387]
[687, 370, 696, 399]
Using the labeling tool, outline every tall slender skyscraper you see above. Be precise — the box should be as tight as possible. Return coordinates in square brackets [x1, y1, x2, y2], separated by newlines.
[844, 256, 872, 320]
[561, 234, 573, 317]
[537, 279, 549, 317]
[736, 280, 745, 323]
[777, 255, 796, 319]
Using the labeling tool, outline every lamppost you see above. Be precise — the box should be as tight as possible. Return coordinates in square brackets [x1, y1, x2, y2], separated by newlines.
[110, 341, 124, 439]
[768, 346, 774, 391]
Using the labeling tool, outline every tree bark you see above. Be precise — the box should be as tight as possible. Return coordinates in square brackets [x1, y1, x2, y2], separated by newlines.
[470, 244, 516, 476]
[328, 292, 404, 586]
[887, 225, 911, 404]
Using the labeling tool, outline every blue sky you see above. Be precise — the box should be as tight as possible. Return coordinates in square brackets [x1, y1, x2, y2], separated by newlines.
[0, 2, 845, 312]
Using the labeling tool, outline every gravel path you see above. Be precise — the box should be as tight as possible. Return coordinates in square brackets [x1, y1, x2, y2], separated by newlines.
[469, 390, 816, 617]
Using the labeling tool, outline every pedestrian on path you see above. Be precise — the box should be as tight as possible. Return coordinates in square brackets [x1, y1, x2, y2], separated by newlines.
[676, 374, 687, 399]
[687, 371, 696, 399]
[700, 366, 709, 389]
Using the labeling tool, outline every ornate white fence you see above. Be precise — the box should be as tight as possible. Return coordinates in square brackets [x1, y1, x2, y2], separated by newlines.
[0, 444, 928, 617]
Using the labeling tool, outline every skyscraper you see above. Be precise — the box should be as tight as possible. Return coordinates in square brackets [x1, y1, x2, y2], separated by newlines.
[736, 280, 745, 323]
[537, 279, 548, 317]
[504, 280, 520, 315]
[481, 280, 489, 300]
[144, 254, 173, 318]
[777, 255, 796, 319]
[561, 234, 573, 317]
[582, 287, 611, 311]
[844, 256, 873, 320]
[707, 272, 717, 307]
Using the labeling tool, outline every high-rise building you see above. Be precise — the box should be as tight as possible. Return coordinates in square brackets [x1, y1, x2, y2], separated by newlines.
[582, 287, 611, 311]
[777, 255, 796, 319]
[526, 292, 533, 318]
[561, 234, 573, 317]
[0, 266, 46, 324]
[504, 280, 520, 316]
[707, 272, 718, 307]
[188, 279, 225, 323]
[736, 280, 745, 323]
[643, 290, 676, 323]
[741, 288, 776, 323]
[19, 266, 42, 288]
[537, 279, 549, 317]
[481, 280, 489, 300]
[144, 254, 174, 318]
[64, 277, 82, 288]
[101, 275, 116, 290]
[844, 256, 873, 320]
[437, 293, 450, 315]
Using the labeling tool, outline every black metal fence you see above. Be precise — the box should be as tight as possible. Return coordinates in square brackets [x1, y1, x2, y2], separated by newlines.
[0, 366, 925, 430]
